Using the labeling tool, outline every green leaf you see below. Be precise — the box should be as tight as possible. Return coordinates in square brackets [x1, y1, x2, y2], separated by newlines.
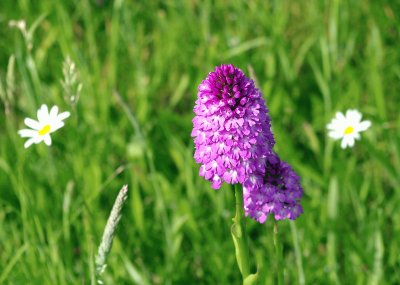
[244, 272, 259, 285]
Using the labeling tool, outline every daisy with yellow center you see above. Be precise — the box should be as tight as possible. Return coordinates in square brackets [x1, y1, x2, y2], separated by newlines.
[327, 109, 371, 149]
[18, 104, 71, 148]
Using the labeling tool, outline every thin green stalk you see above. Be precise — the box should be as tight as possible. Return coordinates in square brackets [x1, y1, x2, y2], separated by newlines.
[231, 184, 250, 281]
[274, 221, 284, 285]
[290, 222, 305, 285]
[96, 185, 129, 284]
[327, 177, 339, 284]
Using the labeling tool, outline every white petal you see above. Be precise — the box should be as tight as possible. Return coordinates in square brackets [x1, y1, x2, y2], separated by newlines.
[327, 112, 347, 131]
[328, 131, 343, 139]
[24, 138, 36, 148]
[340, 137, 349, 149]
[24, 118, 41, 130]
[18, 129, 37, 138]
[327, 119, 340, 129]
[356, 120, 371, 132]
[347, 136, 356, 147]
[51, 121, 65, 132]
[49, 105, 59, 120]
[37, 104, 49, 123]
[57, 111, 71, 121]
[327, 121, 346, 133]
[43, 135, 52, 146]
[331, 118, 343, 125]
[23, 135, 42, 148]
[327, 121, 338, 130]
[335, 112, 346, 122]
[341, 135, 356, 149]
[345, 109, 362, 124]
[33, 136, 44, 144]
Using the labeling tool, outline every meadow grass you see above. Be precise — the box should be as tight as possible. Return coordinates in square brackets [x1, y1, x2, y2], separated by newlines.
[1, 0, 400, 284]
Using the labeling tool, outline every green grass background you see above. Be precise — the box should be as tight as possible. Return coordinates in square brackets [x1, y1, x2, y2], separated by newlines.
[1, 0, 400, 284]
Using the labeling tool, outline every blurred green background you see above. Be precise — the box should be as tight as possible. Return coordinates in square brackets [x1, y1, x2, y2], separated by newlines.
[1, 0, 400, 284]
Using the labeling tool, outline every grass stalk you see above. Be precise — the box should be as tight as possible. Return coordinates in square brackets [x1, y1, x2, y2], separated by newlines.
[95, 185, 129, 284]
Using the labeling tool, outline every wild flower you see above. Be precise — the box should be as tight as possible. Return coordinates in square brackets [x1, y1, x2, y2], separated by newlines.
[192, 64, 275, 189]
[18, 104, 70, 148]
[193, 65, 304, 284]
[327, 109, 371, 149]
[243, 152, 303, 223]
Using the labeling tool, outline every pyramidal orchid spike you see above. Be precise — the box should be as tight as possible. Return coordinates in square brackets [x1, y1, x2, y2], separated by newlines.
[192, 64, 275, 190]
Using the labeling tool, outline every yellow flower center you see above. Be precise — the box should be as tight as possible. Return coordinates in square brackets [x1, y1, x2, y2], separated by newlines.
[38, 124, 51, 135]
[344, 126, 354, 135]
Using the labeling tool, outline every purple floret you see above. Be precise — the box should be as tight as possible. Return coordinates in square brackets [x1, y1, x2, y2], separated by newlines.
[192, 64, 275, 189]
[243, 152, 304, 223]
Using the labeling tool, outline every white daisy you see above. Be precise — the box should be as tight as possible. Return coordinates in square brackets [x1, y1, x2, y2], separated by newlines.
[18, 104, 70, 148]
[327, 109, 371, 149]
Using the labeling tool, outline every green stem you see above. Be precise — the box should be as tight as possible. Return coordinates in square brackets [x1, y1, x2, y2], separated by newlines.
[231, 184, 251, 281]
[274, 221, 284, 285]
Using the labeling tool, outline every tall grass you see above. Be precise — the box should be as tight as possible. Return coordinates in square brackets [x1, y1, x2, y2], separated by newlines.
[1, 0, 399, 284]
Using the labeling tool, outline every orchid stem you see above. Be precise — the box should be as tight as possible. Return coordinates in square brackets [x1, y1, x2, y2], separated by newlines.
[231, 184, 251, 282]
[274, 221, 284, 285]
